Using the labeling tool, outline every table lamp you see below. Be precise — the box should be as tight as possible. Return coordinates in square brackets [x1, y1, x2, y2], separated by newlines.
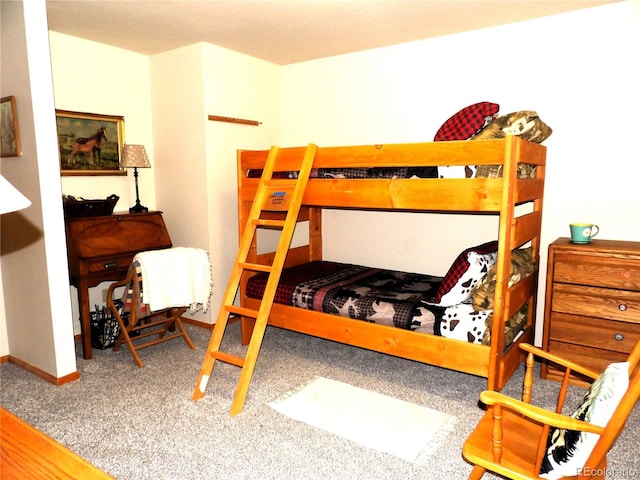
[0, 174, 31, 214]
[121, 144, 151, 213]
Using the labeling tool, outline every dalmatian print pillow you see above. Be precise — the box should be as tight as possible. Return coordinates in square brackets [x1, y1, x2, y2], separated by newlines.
[425, 241, 499, 307]
[437, 303, 491, 344]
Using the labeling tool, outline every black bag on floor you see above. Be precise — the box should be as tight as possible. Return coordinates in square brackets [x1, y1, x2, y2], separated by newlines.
[90, 300, 128, 349]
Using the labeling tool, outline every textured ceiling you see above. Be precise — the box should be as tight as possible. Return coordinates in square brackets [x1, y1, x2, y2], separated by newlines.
[46, 1, 617, 65]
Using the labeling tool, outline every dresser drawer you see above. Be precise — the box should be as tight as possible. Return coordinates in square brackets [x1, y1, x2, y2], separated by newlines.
[553, 251, 640, 291]
[548, 312, 640, 354]
[551, 283, 640, 324]
[545, 341, 628, 382]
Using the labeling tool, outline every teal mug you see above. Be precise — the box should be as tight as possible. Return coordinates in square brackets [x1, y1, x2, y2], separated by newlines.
[570, 223, 599, 243]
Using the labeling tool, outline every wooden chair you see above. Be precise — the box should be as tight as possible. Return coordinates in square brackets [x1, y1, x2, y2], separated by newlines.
[106, 261, 196, 367]
[463, 340, 640, 479]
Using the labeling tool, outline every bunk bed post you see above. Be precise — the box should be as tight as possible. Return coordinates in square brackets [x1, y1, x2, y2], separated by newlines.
[525, 141, 545, 352]
[488, 136, 519, 391]
[237, 150, 258, 345]
[308, 206, 322, 261]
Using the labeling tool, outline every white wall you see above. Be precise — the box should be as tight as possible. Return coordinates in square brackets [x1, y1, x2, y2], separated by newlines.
[280, 1, 640, 342]
[202, 43, 283, 316]
[151, 43, 282, 320]
[1, 0, 76, 376]
[49, 32, 156, 334]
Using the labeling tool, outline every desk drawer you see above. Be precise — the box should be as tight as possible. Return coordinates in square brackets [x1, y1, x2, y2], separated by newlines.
[548, 312, 640, 354]
[551, 283, 640, 324]
[86, 255, 133, 274]
[553, 252, 640, 291]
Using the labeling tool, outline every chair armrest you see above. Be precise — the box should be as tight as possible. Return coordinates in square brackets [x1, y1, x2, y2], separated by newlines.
[479, 390, 604, 435]
[520, 343, 600, 380]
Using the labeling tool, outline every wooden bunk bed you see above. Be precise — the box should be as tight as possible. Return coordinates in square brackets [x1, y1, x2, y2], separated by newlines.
[237, 135, 546, 391]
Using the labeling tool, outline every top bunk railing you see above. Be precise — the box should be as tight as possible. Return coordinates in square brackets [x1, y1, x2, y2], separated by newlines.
[238, 136, 546, 212]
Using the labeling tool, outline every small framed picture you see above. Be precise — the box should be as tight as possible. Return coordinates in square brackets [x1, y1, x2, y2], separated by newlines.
[1, 96, 21, 157]
[55, 109, 126, 176]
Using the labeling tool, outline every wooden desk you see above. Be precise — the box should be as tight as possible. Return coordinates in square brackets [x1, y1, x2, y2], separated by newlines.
[65, 211, 172, 359]
[0, 407, 114, 479]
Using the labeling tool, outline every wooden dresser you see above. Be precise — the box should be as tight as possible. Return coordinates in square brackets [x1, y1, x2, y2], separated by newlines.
[65, 211, 172, 359]
[542, 237, 640, 383]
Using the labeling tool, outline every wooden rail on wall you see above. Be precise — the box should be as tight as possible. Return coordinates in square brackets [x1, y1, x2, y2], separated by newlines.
[208, 115, 261, 126]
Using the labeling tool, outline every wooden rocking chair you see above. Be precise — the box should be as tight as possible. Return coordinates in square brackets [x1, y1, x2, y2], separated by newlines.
[463, 340, 640, 479]
[106, 253, 203, 367]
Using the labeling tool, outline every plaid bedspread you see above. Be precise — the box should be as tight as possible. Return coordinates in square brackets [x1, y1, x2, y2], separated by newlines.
[246, 261, 442, 330]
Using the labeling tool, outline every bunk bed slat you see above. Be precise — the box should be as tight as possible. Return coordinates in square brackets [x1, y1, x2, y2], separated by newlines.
[512, 211, 543, 247]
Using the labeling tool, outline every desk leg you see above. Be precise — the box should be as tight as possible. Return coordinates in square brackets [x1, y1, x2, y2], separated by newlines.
[77, 279, 93, 360]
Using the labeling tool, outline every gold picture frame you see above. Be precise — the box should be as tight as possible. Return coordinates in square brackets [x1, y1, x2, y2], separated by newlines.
[1, 96, 21, 157]
[56, 109, 126, 176]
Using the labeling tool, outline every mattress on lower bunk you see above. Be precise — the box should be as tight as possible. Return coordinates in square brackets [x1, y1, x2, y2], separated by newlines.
[244, 260, 529, 346]
[246, 261, 442, 332]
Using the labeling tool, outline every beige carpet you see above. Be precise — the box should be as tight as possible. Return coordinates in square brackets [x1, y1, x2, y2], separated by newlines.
[268, 376, 456, 464]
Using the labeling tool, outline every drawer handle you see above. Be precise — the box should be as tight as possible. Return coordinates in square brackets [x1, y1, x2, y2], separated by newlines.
[103, 262, 119, 269]
[618, 303, 627, 311]
[614, 333, 624, 341]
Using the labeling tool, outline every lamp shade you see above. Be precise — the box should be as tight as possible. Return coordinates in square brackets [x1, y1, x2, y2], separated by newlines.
[0, 174, 31, 214]
[121, 144, 151, 168]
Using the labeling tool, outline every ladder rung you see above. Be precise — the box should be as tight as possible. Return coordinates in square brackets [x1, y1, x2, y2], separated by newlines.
[238, 262, 272, 273]
[252, 219, 286, 227]
[211, 351, 245, 367]
[225, 305, 258, 318]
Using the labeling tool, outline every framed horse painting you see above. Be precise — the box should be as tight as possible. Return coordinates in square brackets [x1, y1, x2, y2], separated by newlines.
[1, 96, 21, 157]
[55, 110, 126, 176]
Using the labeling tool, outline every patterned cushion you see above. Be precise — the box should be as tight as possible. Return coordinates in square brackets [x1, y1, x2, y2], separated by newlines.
[540, 362, 629, 479]
[437, 165, 476, 179]
[437, 302, 491, 344]
[434, 102, 499, 141]
[474, 163, 538, 179]
[480, 303, 528, 346]
[426, 241, 499, 307]
[471, 247, 534, 311]
[473, 110, 552, 143]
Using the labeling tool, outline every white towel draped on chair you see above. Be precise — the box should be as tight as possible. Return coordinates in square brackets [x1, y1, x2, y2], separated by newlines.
[135, 247, 213, 313]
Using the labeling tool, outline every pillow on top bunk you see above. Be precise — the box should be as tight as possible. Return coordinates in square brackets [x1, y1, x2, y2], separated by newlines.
[425, 241, 499, 307]
[433, 102, 499, 141]
[539, 361, 629, 480]
[473, 110, 551, 179]
[433, 102, 499, 178]
[473, 110, 552, 143]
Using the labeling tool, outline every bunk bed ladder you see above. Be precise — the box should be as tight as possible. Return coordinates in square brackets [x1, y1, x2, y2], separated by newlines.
[192, 143, 318, 415]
